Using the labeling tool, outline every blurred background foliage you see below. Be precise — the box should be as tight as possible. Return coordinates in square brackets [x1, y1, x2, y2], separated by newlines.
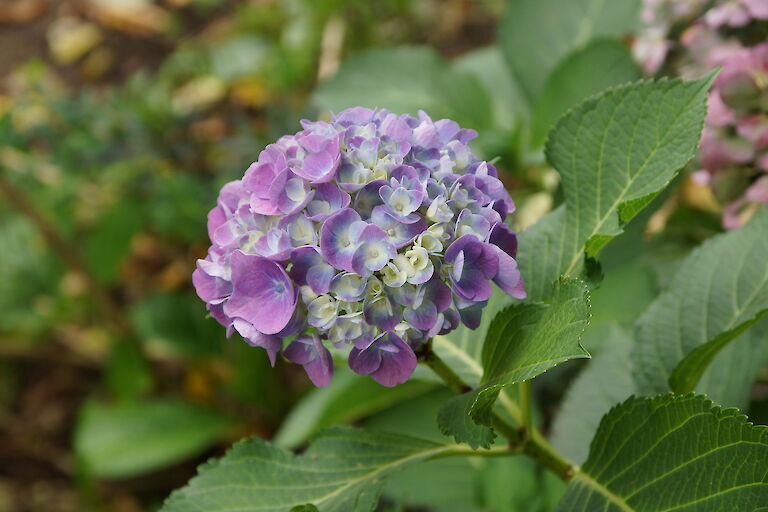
[0, 0, 764, 511]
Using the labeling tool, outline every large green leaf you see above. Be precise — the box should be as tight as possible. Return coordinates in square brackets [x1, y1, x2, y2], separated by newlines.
[531, 39, 640, 147]
[130, 293, 223, 357]
[517, 74, 715, 301]
[499, 0, 641, 103]
[161, 427, 484, 512]
[550, 324, 635, 464]
[364, 389, 564, 512]
[695, 322, 768, 409]
[313, 46, 493, 130]
[633, 205, 768, 398]
[75, 399, 234, 479]
[437, 278, 590, 448]
[274, 368, 435, 449]
[551, 324, 768, 466]
[83, 199, 142, 284]
[555, 394, 768, 511]
[452, 46, 528, 131]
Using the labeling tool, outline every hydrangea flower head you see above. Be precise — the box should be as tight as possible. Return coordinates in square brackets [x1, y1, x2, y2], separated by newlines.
[193, 108, 525, 387]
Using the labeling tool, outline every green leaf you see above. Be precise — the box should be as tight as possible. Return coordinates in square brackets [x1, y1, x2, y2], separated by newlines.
[499, 0, 641, 102]
[104, 340, 153, 401]
[517, 73, 715, 301]
[555, 394, 768, 511]
[130, 293, 223, 357]
[75, 399, 234, 479]
[531, 39, 640, 147]
[274, 368, 435, 449]
[161, 427, 472, 512]
[480, 277, 590, 384]
[695, 323, 768, 410]
[313, 46, 493, 130]
[366, 389, 485, 512]
[84, 199, 142, 284]
[452, 46, 528, 130]
[437, 278, 590, 448]
[633, 205, 768, 398]
[364, 389, 561, 512]
[431, 285, 511, 388]
[550, 324, 635, 464]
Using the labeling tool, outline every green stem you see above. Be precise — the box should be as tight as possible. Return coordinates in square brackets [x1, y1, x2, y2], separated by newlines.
[498, 389, 523, 425]
[419, 344, 472, 394]
[419, 345, 576, 482]
[524, 429, 575, 481]
[419, 345, 522, 445]
[518, 380, 533, 435]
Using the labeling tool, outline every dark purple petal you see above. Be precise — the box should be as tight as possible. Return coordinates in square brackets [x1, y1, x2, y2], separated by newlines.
[404, 301, 438, 330]
[289, 246, 322, 284]
[223, 250, 297, 334]
[489, 222, 518, 258]
[354, 179, 386, 219]
[348, 332, 417, 387]
[457, 300, 486, 330]
[438, 308, 461, 335]
[283, 334, 334, 387]
[445, 235, 497, 301]
[490, 245, 526, 299]
[425, 277, 452, 312]
[363, 292, 402, 331]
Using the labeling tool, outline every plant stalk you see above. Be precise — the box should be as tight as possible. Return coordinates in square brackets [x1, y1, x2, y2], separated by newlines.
[419, 344, 575, 482]
[518, 380, 533, 435]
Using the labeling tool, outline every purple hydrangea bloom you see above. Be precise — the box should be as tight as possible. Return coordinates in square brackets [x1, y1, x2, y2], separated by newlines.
[193, 108, 525, 387]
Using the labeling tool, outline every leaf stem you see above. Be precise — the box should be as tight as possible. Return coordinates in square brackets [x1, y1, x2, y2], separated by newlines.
[418, 341, 472, 394]
[419, 343, 576, 482]
[418, 343, 521, 445]
[524, 428, 575, 481]
[518, 380, 533, 435]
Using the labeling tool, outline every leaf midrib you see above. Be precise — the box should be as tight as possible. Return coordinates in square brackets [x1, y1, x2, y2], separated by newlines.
[573, 469, 634, 512]
[561, 80, 704, 276]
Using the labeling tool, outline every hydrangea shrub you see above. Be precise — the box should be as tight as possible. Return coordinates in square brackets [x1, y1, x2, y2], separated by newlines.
[635, 0, 768, 227]
[165, 64, 768, 511]
[193, 107, 525, 387]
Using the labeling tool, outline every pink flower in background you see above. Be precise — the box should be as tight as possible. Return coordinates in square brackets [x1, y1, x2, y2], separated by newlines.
[635, 0, 768, 228]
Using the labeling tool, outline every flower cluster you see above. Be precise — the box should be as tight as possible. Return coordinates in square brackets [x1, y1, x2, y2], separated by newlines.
[634, 0, 768, 228]
[193, 108, 525, 387]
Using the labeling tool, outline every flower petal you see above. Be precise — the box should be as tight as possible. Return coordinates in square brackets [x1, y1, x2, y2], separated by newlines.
[223, 251, 297, 334]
